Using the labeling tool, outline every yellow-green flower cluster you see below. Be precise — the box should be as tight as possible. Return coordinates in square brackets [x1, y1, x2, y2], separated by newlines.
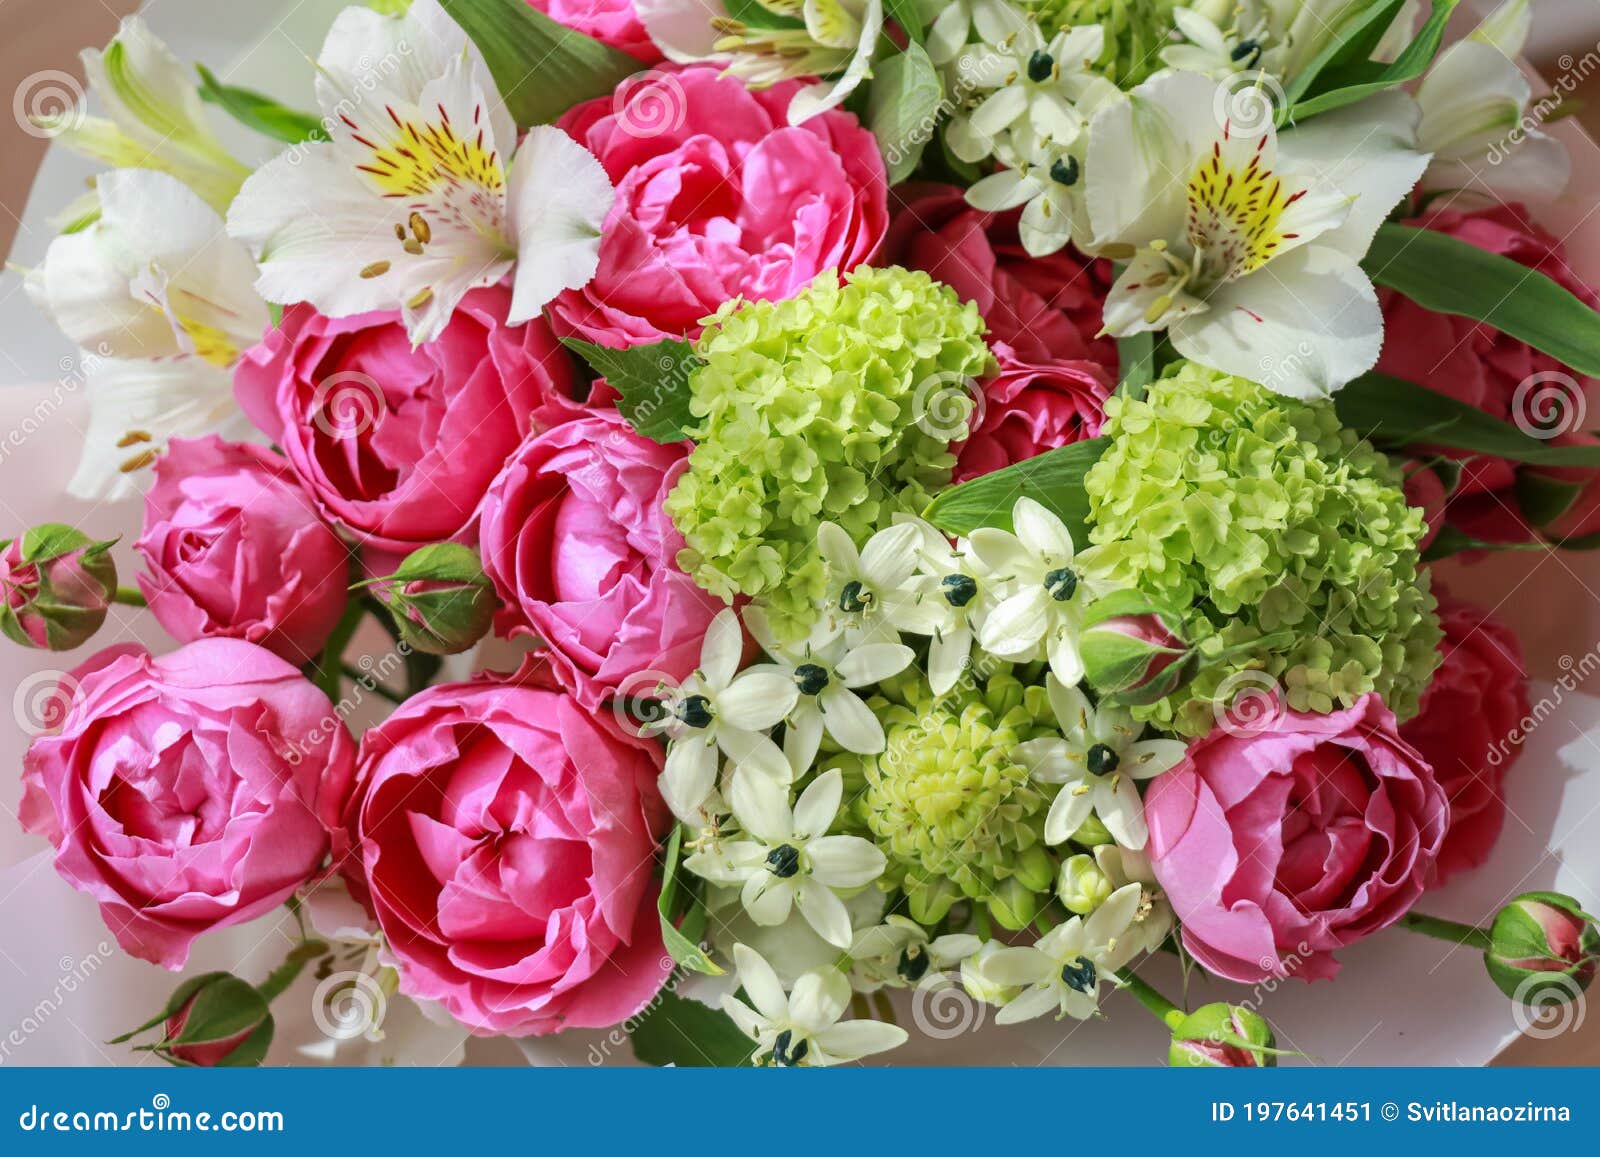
[1025, 0, 1179, 86]
[665, 266, 992, 640]
[1083, 361, 1441, 736]
[857, 669, 1062, 930]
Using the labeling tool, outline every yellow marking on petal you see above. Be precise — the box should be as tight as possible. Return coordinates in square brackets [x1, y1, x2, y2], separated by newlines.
[352, 105, 504, 199]
[176, 317, 240, 368]
[1185, 134, 1302, 280]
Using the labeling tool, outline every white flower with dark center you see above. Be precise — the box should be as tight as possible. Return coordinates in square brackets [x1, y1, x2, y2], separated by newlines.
[1084, 69, 1428, 397]
[227, 0, 613, 345]
[982, 882, 1143, 1022]
[744, 608, 913, 769]
[817, 521, 942, 644]
[1015, 675, 1188, 849]
[895, 517, 996, 694]
[684, 768, 884, 948]
[946, 22, 1105, 168]
[646, 609, 798, 825]
[924, 0, 1026, 66]
[722, 945, 908, 1065]
[1093, 844, 1174, 957]
[1160, 2, 1273, 79]
[972, 497, 1106, 685]
[848, 915, 982, 992]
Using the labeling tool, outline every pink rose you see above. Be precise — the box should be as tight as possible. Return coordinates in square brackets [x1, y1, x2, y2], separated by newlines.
[234, 287, 577, 559]
[136, 436, 349, 664]
[21, 640, 356, 969]
[1146, 692, 1447, 983]
[1400, 589, 1529, 887]
[884, 183, 1117, 372]
[1379, 203, 1600, 546]
[1402, 459, 1447, 552]
[479, 403, 721, 709]
[549, 65, 887, 348]
[526, 0, 660, 60]
[350, 678, 670, 1036]
[953, 343, 1112, 482]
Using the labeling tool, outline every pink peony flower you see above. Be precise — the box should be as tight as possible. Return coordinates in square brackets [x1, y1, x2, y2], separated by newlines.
[1400, 589, 1529, 887]
[952, 343, 1112, 482]
[21, 640, 356, 970]
[884, 183, 1117, 372]
[136, 436, 349, 664]
[525, 0, 660, 60]
[1145, 692, 1447, 983]
[349, 678, 670, 1036]
[234, 287, 577, 559]
[549, 65, 888, 348]
[1379, 203, 1600, 546]
[479, 402, 721, 709]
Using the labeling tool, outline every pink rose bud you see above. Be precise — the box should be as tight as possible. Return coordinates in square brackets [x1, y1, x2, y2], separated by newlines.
[1486, 892, 1599, 1005]
[1079, 590, 1193, 706]
[0, 524, 116, 651]
[114, 972, 273, 1068]
[367, 543, 495, 655]
[1169, 1003, 1277, 1067]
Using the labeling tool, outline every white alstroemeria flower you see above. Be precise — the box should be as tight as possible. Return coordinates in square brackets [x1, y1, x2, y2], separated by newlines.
[983, 882, 1142, 1022]
[947, 23, 1104, 167]
[848, 915, 981, 993]
[1093, 844, 1173, 957]
[635, 0, 882, 124]
[722, 944, 908, 1065]
[971, 497, 1106, 685]
[646, 609, 799, 824]
[1084, 70, 1428, 397]
[744, 608, 912, 768]
[921, 0, 1026, 66]
[227, 0, 613, 345]
[684, 768, 884, 948]
[1016, 675, 1187, 849]
[817, 521, 942, 644]
[1416, 8, 1568, 202]
[34, 17, 249, 212]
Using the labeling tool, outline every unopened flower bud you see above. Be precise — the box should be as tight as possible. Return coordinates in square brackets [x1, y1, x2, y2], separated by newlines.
[1485, 891, 1599, 1004]
[1058, 853, 1113, 915]
[1169, 1003, 1276, 1068]
[960, 941, 1021, 1006]
[1069, 812, 1114, 848]
[115, 971, 273, 1067]
[987, 876, 1042, 931]
[1080, 590, 1194, 706]
[0, 524, 117, 651]
[368, 543, 495, 655]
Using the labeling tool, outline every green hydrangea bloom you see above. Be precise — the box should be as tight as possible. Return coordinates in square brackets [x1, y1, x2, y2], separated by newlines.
[1082, 361, 1441, 737]
[859, 668, 1063, 930]
[1025, 0, 1179, 86]
[665, 267, 993, 640]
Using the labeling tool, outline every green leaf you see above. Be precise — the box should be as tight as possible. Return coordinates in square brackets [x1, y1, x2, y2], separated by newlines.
[1421, 524, 1549, 562]
[923, 438, 1109, 537]
[867, 42, 943, 184]
[1334, 372, 1600, 466]
[210, 1020, 274, 1068]
[725, 0, 806, 29]
[196, 65, 327, 144]
[1290, 0, 1459, 121]
[1516, 471, 1583, 528]
[165, 976, 269, 1046]
[1364, 223, 1600, 378]
[1115, 331, 1155, 400]
[884, 0, 925, 42]
[628, 988, 754, 1067]
[110, 972, 233, 1043]
[560, 337, 699, 443]
[656, 826, 724, 975]
[1280, 0, 1408, 111]
[437, 0, 641, 127]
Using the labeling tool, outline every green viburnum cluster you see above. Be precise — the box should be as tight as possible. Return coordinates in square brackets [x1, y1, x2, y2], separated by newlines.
[1082, 361, 1441, 737]
[853, 668, 1066, 931]
[665, 266, 993, 641]
[1025, 0, 1179, 86]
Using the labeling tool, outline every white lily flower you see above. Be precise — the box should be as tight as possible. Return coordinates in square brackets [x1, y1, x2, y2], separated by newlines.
[645, 609, 799, 825]
[635, 0, 883, 124]
[947, 23, 1105, 167]
[684, 768, 884, 948]
[921, 0, 1026, 66]
[37, 18, 249, 212]
[1416, 12, 1568, 203]
[1093, 844, 1173, 957]
[849, 915, 981, 992]
[1015, 675, 1187, 849]
[1084, 70, 1428, 397]
[722, 944, 908, 1065]
[744, 607, 912, 768]
[226, 0, 613, 345]
[982, 882, 1143, 1022]
[971, 497, 1106, 685]
[817, 521, 943, 644]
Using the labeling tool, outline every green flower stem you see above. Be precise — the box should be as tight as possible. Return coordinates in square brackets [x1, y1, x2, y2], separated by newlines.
[1115, 968, 1186, 1031]
[312, 596, 367, 703]
[112, 587, 147, 608]
[341, 663, 404, 704]
[1399, 911, 1494, 951]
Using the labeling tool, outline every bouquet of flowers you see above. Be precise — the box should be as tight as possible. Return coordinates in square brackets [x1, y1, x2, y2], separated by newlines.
[9, 0, 1600, 1067]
